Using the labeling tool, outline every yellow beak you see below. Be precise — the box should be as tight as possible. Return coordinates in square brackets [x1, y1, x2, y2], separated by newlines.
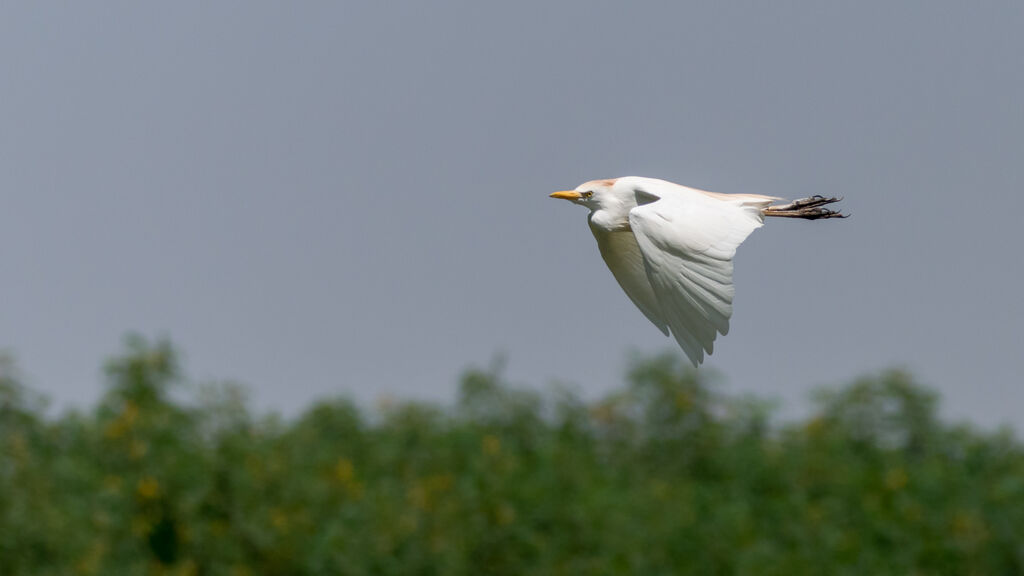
[550, 190, 582, 201]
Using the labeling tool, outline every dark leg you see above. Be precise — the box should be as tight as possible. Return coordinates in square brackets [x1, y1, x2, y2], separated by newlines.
[763, 196, 846, 220]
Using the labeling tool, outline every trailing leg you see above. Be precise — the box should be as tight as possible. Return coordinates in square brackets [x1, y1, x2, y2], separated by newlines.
[763, 195, 846, 220]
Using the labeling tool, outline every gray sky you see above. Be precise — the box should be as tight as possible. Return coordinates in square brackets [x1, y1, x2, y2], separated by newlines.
[2, 2, 1022, 427]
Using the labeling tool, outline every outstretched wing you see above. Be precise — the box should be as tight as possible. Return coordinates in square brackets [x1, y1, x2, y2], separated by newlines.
[627, 187, 769, 365]
[589, 223, 669, 336]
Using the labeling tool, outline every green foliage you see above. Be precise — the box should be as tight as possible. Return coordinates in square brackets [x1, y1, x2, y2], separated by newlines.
[1, 342, 1023, 575]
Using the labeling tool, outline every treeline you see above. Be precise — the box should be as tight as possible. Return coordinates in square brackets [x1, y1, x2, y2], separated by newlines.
[1, 336, 1022, 575]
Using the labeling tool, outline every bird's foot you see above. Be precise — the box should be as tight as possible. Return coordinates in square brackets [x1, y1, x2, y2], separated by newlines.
[763, 196, 847, 220]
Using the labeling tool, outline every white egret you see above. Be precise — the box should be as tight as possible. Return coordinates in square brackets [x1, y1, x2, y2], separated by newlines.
[550, 176, 844, 366]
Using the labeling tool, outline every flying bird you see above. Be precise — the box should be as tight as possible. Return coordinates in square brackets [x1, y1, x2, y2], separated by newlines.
[550, 176, 844, 366]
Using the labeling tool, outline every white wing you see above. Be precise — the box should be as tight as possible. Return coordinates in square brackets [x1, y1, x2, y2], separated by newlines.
[627, 186, 770, 365]
[589, 223, 669, 336]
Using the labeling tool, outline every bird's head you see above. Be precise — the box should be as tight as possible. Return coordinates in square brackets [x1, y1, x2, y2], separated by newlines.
[549, 178, 622, 210]
[550, 178, 642, 231]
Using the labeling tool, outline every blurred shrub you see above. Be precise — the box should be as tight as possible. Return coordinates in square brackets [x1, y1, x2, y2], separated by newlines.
[0, 341, 1022, 575]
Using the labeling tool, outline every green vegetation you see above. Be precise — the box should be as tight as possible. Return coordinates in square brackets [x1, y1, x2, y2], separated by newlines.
[2, 337, 1023, 575]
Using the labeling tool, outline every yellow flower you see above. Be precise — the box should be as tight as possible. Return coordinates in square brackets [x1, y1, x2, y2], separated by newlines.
[407, 474, 453, 512]
[104, 401, 139, 439]
[131, 516, 151, 538]
[137, 476, 160, 500]
[496, 503, 517, 526]
[884, 467, 908, 491]
[805, 417, 826, 436]
[482, 435, 501, 456]
[589, 403, 615, 424]
[103, 475, 123, 494]
[178, 560, 199, 576]
[335, 458, 354, 483]
[8, 432, 27, 458]
[649, 479, 670, 501]
[74, 541, 106, 575]
[270, 508, 289, 532]
[674, 390, 692, 410]
[334, 458, 364, 499]
[130, 439, 148, 459]
[951, 510, 989, 547]
[425, 474, 454, 494]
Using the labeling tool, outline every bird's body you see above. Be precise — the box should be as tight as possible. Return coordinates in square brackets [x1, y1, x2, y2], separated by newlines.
[551, 176, 843, 366]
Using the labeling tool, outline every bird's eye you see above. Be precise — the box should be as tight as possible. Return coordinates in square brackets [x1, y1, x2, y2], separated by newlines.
[582, 191, 594, 199]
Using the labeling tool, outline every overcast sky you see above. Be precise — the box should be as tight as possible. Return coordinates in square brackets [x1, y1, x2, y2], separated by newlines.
[2, 2, 1022, 428]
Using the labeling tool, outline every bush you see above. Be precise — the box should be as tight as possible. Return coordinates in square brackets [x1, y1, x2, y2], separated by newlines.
[0, 341, 1021, 575]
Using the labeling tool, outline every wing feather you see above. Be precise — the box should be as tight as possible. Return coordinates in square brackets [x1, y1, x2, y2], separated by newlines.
[589, 223, 669, 336]
[627, 187, 767, 365]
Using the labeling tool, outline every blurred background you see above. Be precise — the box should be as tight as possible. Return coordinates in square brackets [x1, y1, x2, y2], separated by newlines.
[2, 2, 1023, 574]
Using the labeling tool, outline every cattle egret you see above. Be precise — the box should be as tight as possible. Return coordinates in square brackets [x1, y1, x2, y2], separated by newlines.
[550, 176, 844, 366]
